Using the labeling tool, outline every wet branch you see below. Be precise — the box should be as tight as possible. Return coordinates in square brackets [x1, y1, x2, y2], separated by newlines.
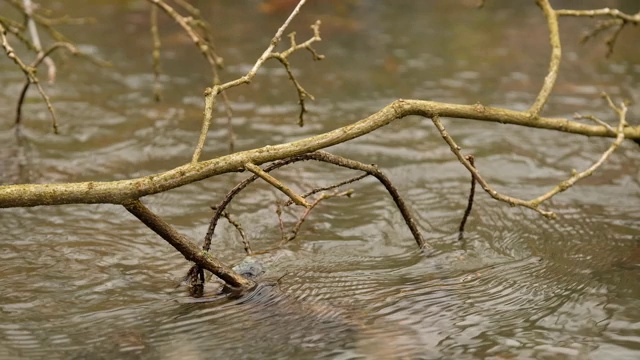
[432, 97, 627, 219]
[458, 155, 476, 241]
[123, 199, 254, 290]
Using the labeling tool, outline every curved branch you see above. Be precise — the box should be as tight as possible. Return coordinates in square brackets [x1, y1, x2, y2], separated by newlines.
[0, 99, 638, 208]
[530, 0, 561, 117]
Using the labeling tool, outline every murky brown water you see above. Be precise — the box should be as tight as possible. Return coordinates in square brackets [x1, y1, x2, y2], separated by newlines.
[1, 1, 640, 359]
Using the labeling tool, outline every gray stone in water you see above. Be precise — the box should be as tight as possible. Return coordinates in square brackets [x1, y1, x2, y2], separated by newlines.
[232, 256, 266, 279]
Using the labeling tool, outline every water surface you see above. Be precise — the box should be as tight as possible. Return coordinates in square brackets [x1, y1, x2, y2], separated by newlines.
[1, 1, 639, 359]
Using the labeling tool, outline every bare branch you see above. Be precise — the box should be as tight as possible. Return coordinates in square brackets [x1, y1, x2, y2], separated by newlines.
[244, 162, 311, 208]
[283, 173, 369, 207]
[530, 0, 561, 117]
[191, 0, 323, 162]
[432, 99, 628, 219]
[0, 22, 59, 133]
[2, 99, 639, 209]
[123, 199, 254, 290]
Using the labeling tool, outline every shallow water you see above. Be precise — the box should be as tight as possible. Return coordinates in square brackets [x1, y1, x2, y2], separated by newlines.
[1, 1, 640, 359]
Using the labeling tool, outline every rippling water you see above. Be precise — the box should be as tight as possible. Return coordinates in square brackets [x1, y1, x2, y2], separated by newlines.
[1, 1, 640, 359]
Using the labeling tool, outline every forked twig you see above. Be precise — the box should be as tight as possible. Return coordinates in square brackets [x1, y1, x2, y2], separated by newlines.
[432, 98, 627, 219]
[191, 0, 323, 162]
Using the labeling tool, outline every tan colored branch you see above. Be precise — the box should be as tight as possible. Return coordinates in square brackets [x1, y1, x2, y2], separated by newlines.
[245, 163, 311, 208]
[530, 0, 561, 117]
[556, 8, 640, 22]
[0, 99, 638, 209]
[191, 0, 321, 162]
[432, 98, 628, 218]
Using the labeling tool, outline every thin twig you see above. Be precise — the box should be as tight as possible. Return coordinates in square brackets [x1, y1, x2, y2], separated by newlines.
[0, 22, 59, 133]
[458, 155, 476, 242]
[191, 0, 322, 162]
[213, 208, 251, 255]
[530, 0, 561, 117]
[283, 173, 369, 207]
[432, 104, 627, 219]
[268, 21, 324, 126]
[245, 162, 311, 208]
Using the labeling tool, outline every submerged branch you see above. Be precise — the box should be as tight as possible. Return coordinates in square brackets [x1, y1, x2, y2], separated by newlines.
[123, 199, 254, 290]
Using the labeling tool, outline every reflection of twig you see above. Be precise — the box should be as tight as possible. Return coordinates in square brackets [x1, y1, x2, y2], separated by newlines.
[458, 155, 475, 242]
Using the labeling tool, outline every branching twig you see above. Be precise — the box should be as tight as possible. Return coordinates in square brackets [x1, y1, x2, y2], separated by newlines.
[283, 173, 369, 207]
[23, 0, 56, 83]
[556, 8, 639, 57]
[304, 151, 430, 251]
[191, 0, 323, 162]
[432, 101, 627, 219]
[201, 151, 430, 254]
[573, 113, 616, 134]
[268, 21, 324, 126]
[0, 22, 59, 133]
[212, 208, 251, 255]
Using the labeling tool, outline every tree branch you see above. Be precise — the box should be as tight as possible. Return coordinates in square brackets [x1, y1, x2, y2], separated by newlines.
[530, 0, 561, 117]
[123, 199, 254, 290]
[1, 99, 638, 208]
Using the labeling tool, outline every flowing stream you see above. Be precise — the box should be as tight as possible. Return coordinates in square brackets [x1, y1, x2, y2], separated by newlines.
[1, 1, 639, 359]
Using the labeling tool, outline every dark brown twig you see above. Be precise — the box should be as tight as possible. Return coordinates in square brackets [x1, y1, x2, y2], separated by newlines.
[458, 155, 476, 242]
